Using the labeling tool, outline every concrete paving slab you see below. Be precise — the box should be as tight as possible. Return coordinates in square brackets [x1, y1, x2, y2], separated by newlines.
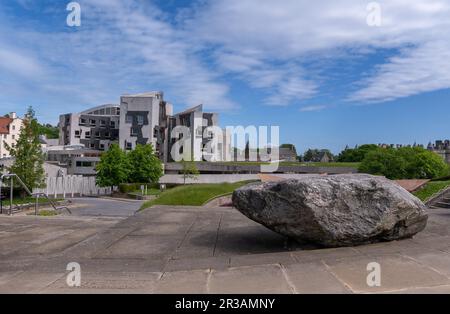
[324, 255, 450, 293]
[283, 262, 351, 294]
[229, 252, 297, 268]
[42, 272, 161, 294]
[209, 264, 294, 294]
[0, 271, 65, 294]
[155, 270, 210, 294]
[164, 256, 230, 272]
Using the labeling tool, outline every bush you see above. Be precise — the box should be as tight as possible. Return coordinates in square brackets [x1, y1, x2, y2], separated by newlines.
[119, 183, 159, 194]
[359, 147, 450, 180]
[337, 144, 379, 162]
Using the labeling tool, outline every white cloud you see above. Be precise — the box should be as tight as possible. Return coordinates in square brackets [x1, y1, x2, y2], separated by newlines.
[300, 105, 327, 112]
[0, 48, 43, 78]
[185, 0, 450, 104]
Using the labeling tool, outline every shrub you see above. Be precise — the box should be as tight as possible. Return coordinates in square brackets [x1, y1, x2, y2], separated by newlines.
[359, 147, 450, 180]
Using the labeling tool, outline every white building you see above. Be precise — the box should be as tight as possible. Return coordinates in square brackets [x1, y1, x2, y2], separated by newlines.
[0, 112, 23, 158]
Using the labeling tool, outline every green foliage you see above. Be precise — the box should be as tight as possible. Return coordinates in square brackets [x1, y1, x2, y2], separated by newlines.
[96, 144, 130, 188]
[180, 157, 200, 184]
[413, 181, 450, 201]
[337, 144, 379, 162]
[119, 182, 159, 194]
[38, 123, 59, 139]
[127, 144, 163, 184]
[359, 147, 450, 180]
[303, 149, 334, 162]
[6, 107, 46, 191]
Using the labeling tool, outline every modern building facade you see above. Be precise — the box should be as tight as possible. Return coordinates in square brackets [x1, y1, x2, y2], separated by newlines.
[0, 112, 23, 158]
[59, 104, 121, 151]
[119, 92, 173, 161]
[59, 92, 230, 167]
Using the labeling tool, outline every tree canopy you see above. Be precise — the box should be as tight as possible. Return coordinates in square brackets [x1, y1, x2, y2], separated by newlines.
[96, 144, 130, 188]
[6, 107, 46, 191]
[359, 147, 449, 179]
[128, 144, 163, 183]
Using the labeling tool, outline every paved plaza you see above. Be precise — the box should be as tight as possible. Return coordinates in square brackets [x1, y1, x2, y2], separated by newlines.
[0, 199, 450, 294]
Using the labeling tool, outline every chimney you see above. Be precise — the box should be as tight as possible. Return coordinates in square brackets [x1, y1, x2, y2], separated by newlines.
[9, 112, 17, 119]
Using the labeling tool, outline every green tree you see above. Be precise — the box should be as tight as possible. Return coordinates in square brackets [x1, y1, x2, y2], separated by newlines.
[359, 147, 449, 180]
[337, 144, 378, 162]
[128, 144, 163, 183]
[96, 144, 130, 189]
[6, 107, 46, 194]
[180, 155, 199, 185]
[358, 148, 406, 179]
[38, 123, 59, 139]
[303, 149, 317, 162]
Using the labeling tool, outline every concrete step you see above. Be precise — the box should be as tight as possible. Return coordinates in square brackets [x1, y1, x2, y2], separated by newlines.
[435, 202, 450, 209]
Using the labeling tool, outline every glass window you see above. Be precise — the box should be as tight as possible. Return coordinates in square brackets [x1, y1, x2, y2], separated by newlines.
[137, 115, 144, 125]
[126, 115, 132, 123]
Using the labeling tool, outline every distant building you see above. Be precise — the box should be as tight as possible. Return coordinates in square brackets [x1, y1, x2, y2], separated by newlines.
[427, 140, 450, 164]
[0, 112, 23, 158]
[279, 147, 298, 162]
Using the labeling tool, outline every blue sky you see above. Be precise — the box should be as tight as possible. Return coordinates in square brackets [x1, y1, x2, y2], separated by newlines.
[1, 0, 450, 154]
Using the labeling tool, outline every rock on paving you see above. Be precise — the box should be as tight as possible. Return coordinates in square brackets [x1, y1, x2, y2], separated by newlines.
[0, 202, 449, 294]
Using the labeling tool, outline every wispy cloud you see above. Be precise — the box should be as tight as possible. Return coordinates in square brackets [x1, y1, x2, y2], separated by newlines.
[300, 105, 327, 112]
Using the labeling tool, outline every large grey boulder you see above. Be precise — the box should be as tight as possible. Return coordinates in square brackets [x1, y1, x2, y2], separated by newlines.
[232, 174, 428, 247]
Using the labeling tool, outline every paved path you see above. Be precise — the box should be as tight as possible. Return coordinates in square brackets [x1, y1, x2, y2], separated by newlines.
[67, 197, 143, 217]
[0, 205, 449, 294]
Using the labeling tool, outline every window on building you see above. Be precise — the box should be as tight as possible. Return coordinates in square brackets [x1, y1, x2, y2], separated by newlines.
[100, 120, 106, 126]
[75, 130, 81, 138]
[12, 135, 15, 140]
[130, 128, 138, 136]
[89, 119, 96, 126]
[95, 131, 101, 138]
[110, 121, 116, 128]
[90, 143, 95, 149]
[76, 161, 93, 167]
[12, 125, 15, 131]
[99, 144, 105, 150]
[126, 115, 132, 124]
[125, 142, 132, 151]
[137, 115, 144, 125]
[105, 132, 111, 138]
[85, 131, 91, 138]
[80, 118, 87, 125]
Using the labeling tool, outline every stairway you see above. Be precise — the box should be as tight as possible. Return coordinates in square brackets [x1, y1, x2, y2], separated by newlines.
[427, 188, 450, 209]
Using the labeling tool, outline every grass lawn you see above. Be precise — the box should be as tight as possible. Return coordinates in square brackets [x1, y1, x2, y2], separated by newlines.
[141, 181, 252, 209]
[413, 180, 450, 201]
[130, 188, 161, 196]
[1, 197, 62, 206]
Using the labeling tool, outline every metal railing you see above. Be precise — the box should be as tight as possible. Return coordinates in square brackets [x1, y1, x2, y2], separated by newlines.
[0, 174, 71, 216]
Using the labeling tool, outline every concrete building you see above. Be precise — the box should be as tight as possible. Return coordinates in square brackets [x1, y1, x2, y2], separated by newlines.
[119, 92, 172, 160]
[58, 92, 231, 174]
[0, 112, 23, 158]
[428, 140, 450, 164]
[59, 104, 121, 151]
